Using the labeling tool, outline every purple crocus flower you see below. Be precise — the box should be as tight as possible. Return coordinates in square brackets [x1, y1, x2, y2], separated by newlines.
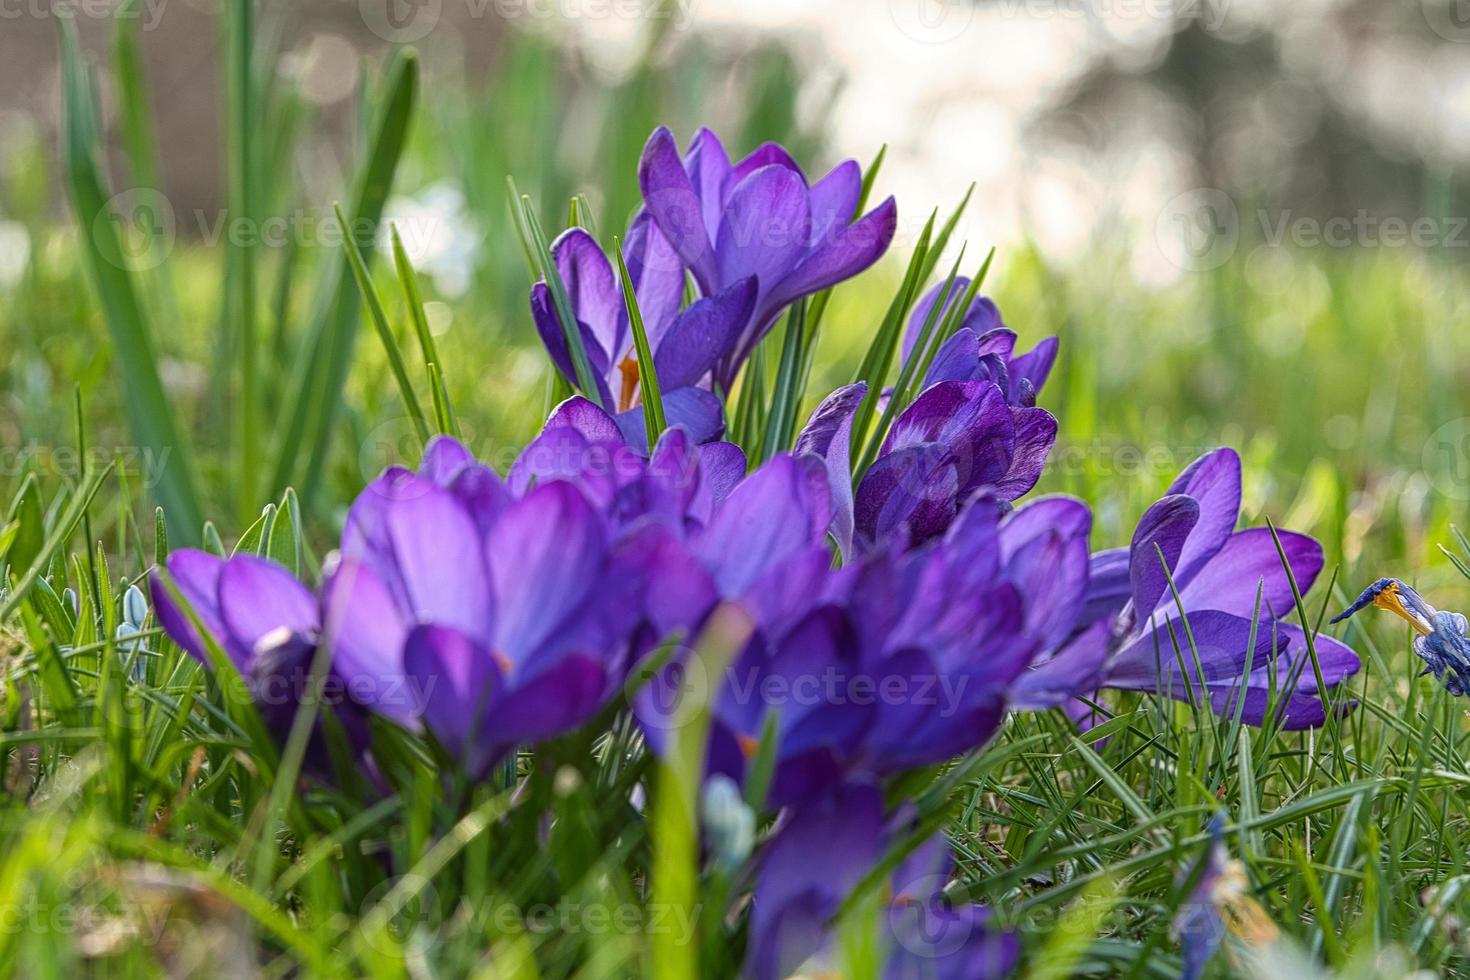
[797, 380, 1057, 554]
[638, 484, 1083, 808]
[638, 127, 898, 389]
[148, 550, 369, 774]
[1173, 813, 1230, 980]
[529, 223, 757, 450]
[321, 435, 661, 776]
[1015, 448, 1362, 729]
[746, 781, 1018, 980]
[901, 278, 1059, 407]
[508, 395, 749, 534]
[1332, 578, 1470, 695]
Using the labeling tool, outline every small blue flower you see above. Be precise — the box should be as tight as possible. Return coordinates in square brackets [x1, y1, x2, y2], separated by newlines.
[1333, 578, 1470, 696]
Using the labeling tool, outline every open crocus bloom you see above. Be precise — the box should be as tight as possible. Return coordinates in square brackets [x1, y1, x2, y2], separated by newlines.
[638, 486, 1086, 809]
[148, 550, 369, 774]
[901, 278, 1059, 407]
[637, 126, 898, 389]
[1332, 577, 1470, 695]
[745, 781, 1018, 980]
[1016, 447, 1362, 729]
[797, 380, 1058, 554]
[325, 464, 636, 776]
[529, 223, 757, 451]
[509, 396, 748, 532]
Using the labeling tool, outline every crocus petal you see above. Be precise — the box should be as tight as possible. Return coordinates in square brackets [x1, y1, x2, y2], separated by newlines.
[806, 159, 861, 247]
[1000, 496, 1092, 653]
[616, 386, 726, 453]
[448, 463, 514, 535]
[419, 436, 475, 487]
[715, 165, 812, 312]
[993, 406, 1057, 500]
[692, 441, 748, 524]
[543, 394, 625, 444]
[1011, 618, 1113, 710]
[1105, 609, 1282, 689]
[320, 558, 413, 723]
[640, 426, 701, 515]
[1129, 494, 1201, 617]
[1081, 547, 1131, 628]
[623, 210, 686, 346]
[1178, 528, 1325, 621]
[697, 442, 747, 500]
[529, 282, 614, 404]
[761, 196, 898, 320]
[384, 476, 494, 639]
[794, 382, 865, 557]
[924, 329, 982, 386]
[217, 555, 318, 658]
[149, 549, 240, 668]
[639, 126, 717, 291]
[488, 482, 607, 668]
[732, 141, 805, 183]
[698, 454, 829, 596]
[1166, 448, 1242, 588]
[549, 227, 625, 360]
[1009, 336, 1059, 402]
[508, 426, 616, 508]
[854, 445, 957, 549]
[652, 276, 757, 389]
[493, 653, 609, 747]
[903, 278, 970, 364]
[746, 781, 885, 980]
[341, 466, 415, 568]
[683, 127, 734, 244]
[402, 624, 501, 762]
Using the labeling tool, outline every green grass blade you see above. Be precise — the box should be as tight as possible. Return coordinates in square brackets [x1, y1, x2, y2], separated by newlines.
[268, 49, 418, 508]
[521, 195, 607, 408]
[226, 0, 259, 526]
[58, 21, 202, 542]
[758, 300, 809, 464]
[846, 210, 935, 474]
[614, 235, 665, 447]
[336, 203, 431, 444]
[0, 462, 114, 625]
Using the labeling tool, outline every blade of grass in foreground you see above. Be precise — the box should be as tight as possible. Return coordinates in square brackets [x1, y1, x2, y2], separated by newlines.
[58, 21, 202, 542]
[224, 0, 260, 527]
[269, 48, 418, 510]
[0, 462, 114, 624]
[651, 605, 753, 980]
[336, 203, 431, 445]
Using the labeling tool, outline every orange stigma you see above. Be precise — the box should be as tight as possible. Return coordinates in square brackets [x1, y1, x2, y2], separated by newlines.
[493, 650, 514, 673]
[737, 734, 760, 760]
[617, 355, 641, 413]
[1372, 582, 1434, 636]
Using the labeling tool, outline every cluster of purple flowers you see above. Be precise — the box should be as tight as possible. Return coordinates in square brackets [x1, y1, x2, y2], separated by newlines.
[150, 128, 1362, 978]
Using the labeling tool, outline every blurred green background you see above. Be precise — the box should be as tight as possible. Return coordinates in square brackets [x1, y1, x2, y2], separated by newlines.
[2, 0, 1468, 604]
